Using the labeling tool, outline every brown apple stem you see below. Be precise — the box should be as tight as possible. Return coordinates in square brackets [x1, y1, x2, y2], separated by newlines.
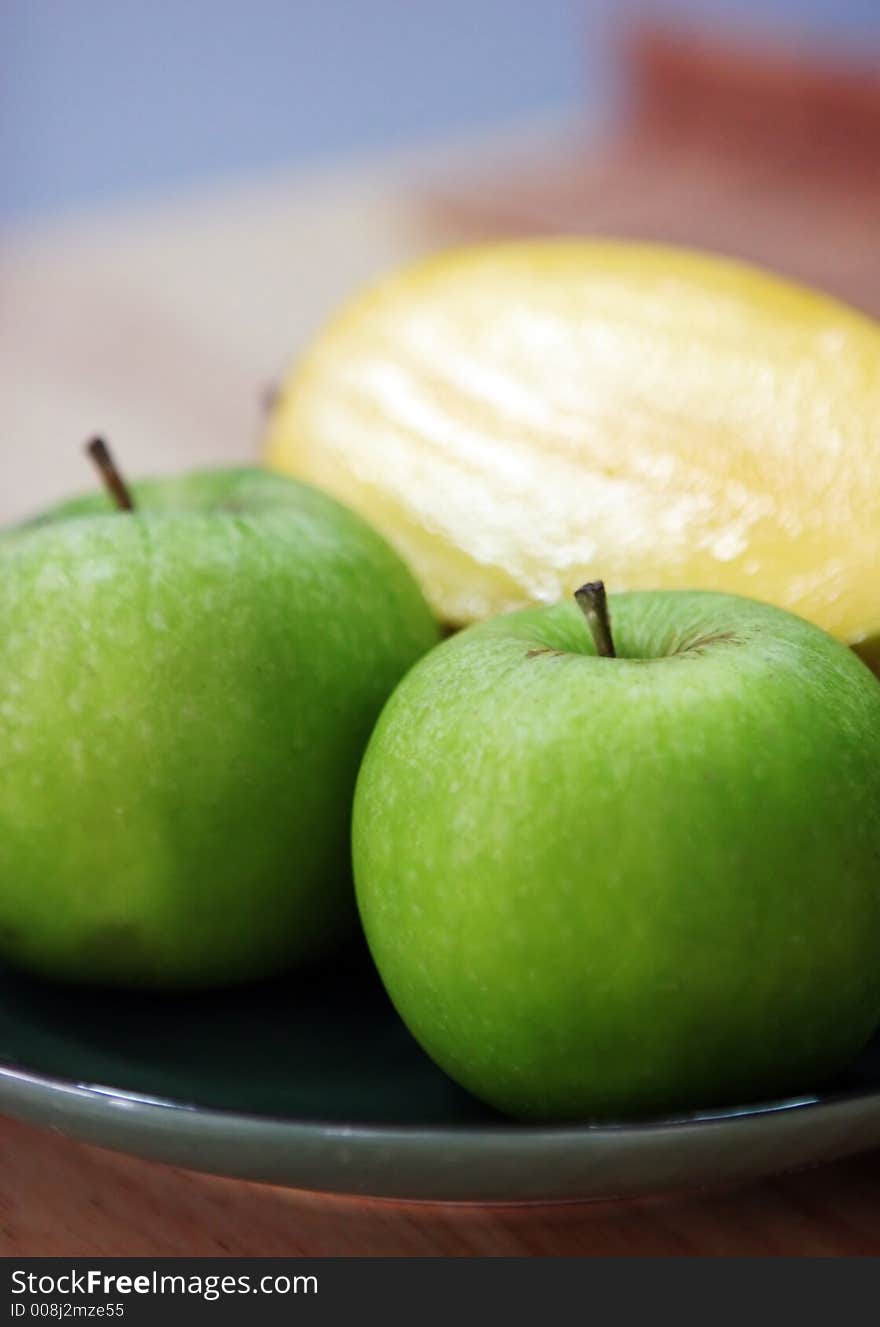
[260, 381, 280, 416]
[86, 437, 135, 511]
[574, 580, 616, 658]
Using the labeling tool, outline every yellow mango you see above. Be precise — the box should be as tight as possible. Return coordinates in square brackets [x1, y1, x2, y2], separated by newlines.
[265, 240, 880, 658]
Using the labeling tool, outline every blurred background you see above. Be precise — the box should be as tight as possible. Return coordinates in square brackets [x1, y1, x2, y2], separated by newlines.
[2, 0, 879, 225]
[2, 0, 593, 224]
[2, 0, 879, 514]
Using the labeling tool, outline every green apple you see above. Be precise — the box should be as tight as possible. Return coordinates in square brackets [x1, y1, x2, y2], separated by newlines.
[0, 454, 438, 988]
[353, 585, 880, 1120]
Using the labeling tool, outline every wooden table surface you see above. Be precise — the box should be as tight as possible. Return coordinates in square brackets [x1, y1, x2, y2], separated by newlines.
[2, 129, 879, 1257]
[3, 1117, 879, 1257]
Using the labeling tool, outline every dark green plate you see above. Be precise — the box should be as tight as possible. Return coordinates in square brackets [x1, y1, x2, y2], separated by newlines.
[0, 949, 878, 1202]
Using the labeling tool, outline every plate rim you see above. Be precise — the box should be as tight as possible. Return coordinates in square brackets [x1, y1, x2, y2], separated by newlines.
[1, 1053, 878, 1140]
[5, 1053, 880, 1202]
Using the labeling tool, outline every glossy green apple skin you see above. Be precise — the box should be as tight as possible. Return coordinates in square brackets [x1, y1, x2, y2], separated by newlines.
[0, 469, 438, 988]
[354, 591, 880, 1120]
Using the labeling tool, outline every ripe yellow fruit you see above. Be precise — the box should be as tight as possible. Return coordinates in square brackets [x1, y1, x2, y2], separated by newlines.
[265, 240, 880, 659]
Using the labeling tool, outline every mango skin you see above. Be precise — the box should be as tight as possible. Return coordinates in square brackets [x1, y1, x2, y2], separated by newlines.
[266, 240, 880, 656]
[0, 469, 438, 988]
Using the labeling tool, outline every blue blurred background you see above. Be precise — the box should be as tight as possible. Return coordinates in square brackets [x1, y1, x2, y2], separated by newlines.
[3, 0, 879, 225]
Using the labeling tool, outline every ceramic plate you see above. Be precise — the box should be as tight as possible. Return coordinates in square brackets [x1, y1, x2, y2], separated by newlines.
[0, 950, 878, 1203]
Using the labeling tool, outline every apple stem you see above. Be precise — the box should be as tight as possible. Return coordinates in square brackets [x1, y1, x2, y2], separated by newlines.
[574, 580, 616, 658]
[261, 381, 280, 416]
[85, 437, 135, 512]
